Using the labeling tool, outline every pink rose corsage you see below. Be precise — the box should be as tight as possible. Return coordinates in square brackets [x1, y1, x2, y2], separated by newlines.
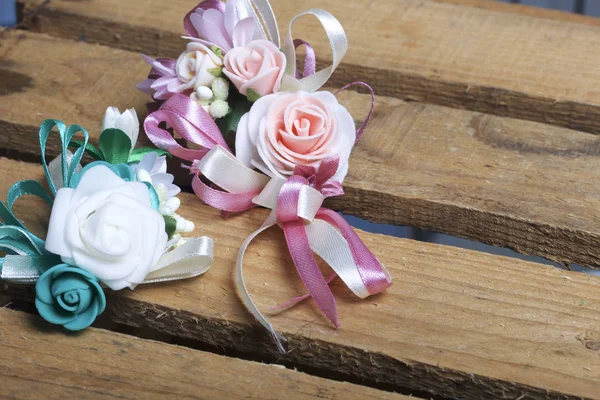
[139, 0, 391, 352]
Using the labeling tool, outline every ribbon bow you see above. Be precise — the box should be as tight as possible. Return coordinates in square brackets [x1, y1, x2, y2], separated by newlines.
[235, 156, 391, 352]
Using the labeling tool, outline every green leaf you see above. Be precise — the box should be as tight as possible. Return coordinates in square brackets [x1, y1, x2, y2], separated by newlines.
[98, 129, 132, 165]
[210, 45, 224, 59]
[208, 67, 223, 78]
[216, 97, 251, 133]
[68, 140, 104, 161]
[127, 148, 171, 163]
[163, 215, 177, 239]
[246, 88, 261, 103]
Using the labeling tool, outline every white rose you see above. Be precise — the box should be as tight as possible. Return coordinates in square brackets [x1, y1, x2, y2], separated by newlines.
[176, 42, 223, 91]
[235, 91, 356, 182]
[45, 164, 168, 290]
[101, 106, 140, 145]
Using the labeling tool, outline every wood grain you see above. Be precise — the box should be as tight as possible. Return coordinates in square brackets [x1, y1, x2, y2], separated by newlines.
[0, 308, 410, 400]
[3, 31, 600, 270]
[18, 0, 600, 134]
[2, 157, 600, 400]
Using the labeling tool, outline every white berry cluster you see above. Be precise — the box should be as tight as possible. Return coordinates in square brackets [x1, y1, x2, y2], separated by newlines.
[190, 77, 230, 119]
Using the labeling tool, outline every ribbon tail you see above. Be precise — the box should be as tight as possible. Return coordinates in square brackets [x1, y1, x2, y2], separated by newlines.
[142, 236, 214, 284]
[281, 220, 340, 328]
[234, 211, 288, 353]
[269, 272, 337, 311]
[316, 209, 392, 294]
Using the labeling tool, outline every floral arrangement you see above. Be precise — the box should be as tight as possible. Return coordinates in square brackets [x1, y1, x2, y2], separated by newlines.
[0, 108, 213, 331]
[140, 0, 391, 352]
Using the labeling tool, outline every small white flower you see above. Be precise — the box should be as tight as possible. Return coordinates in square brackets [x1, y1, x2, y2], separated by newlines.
[131, 152, 180, 201]
[101, 106, 140, 146]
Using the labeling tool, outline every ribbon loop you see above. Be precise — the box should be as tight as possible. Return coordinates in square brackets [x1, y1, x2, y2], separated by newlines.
[144, 94, 230, 162]
[280, 9, 348, 93]
[39, 119, 89, 195]
[142, 236, 214, 284]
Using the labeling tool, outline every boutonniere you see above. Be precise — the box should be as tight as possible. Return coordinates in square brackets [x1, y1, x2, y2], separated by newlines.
[0, 107, 214, 331]
[139, 0, 390, 352]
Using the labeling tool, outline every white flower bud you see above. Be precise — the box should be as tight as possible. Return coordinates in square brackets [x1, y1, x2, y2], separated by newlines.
[211, 78, 229, 100]
[102, 106, 139, 146]
[159, 197, 181, 216]
[209, 99, 229, 119]
[175, 215, 195, 233]
[196, 85, 214, 100]
[136, 169, 152, 184]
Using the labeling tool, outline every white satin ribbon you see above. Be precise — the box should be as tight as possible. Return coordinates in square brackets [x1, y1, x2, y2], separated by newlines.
[143, 236, 214, 284]
[279, 8, 348, 92]
[197, 146, 270, 193]
[1, 237, 214, 286]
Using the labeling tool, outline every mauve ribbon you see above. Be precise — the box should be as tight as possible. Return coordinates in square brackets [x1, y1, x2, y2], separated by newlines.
[278, 157, 389, 323]
[235, 155, 391, 352]
[293, 39, 316, 79]
[144, 94, 230, 161]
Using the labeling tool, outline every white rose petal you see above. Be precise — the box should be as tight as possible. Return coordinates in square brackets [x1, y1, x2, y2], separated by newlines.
[45, 165, 168, 290]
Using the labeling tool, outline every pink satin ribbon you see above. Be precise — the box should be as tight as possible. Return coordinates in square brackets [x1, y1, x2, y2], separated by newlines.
[274, 157, 390, 328]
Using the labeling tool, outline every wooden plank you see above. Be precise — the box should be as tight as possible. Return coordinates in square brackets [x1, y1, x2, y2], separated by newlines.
[17, 0, 600, 134]
[0, 308, 410, 400]
[2, 157, 600, 400]
[3, 31, 600, 270]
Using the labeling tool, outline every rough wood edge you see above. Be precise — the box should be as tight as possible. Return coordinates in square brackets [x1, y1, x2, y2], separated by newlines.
[0, 307, 415, 400]
[0, 286, 583, 400]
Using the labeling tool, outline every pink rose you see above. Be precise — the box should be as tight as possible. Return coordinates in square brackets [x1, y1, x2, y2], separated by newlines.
[223, 40, 286, 97]
[176, 42, 223, 91]
[235, 91, 356, 182]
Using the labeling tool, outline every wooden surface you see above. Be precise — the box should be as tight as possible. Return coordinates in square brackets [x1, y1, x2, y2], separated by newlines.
[19, 0, 600, 134]
[2, 157, 600, 400]
[0, 308, 410, 400]
[3, 31, 600, 271]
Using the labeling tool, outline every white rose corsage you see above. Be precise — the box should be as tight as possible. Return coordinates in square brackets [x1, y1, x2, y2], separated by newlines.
[0, 107, 213, 331]
[140, 0, 392, 353]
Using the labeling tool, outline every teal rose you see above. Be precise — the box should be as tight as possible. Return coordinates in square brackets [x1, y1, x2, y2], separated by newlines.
[35, 264, 106, 331]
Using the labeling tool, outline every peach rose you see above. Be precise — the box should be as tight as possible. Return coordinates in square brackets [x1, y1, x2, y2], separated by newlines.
[235, 91, 356, 183]
[176, 42, 223, 91]
[223, 40, 286, 97]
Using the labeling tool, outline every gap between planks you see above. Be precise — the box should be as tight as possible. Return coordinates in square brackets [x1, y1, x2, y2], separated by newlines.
[15, 0, 600, 134]
[2, 31, 600, 272]
[0, 307, 412, 400]
[1, 157, 600, 399]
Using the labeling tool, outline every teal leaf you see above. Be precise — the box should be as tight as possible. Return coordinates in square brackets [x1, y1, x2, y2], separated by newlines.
[246, 88, 261, 103]
[98, 128, 132, 164]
